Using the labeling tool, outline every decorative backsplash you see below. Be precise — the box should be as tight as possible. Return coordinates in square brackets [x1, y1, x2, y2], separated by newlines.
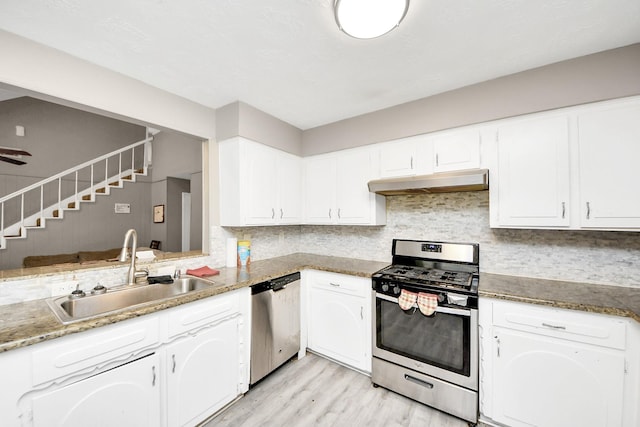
[223, 191, 640, 288]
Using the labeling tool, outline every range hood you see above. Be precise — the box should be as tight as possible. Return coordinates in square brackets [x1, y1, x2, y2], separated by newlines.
[368, 169, 489, 195]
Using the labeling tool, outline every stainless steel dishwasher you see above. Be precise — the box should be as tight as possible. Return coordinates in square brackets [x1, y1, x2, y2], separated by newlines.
[250, 272, 301, 385]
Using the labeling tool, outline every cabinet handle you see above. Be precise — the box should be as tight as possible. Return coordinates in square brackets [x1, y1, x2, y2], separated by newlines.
[280, 208, 284, 219]
[561, 202, 566, 219]
[172, 354, 176, 373]
[435, 153, 439, 167]
[410, 156, 413, 169]
[328, 208, 332, 219]
[329, 282, 340, 287]
[586, 202, 591, 219]
[152, 366, 156, 386]
[495, 336, 500, 358]
[272, 208, 275, 219]
[337, 208, 341, 219]
[360, 306, 363, 320]
[542, 322, 566, 330]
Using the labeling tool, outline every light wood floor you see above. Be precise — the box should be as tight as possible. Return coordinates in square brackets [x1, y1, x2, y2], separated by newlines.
[205, 353, 472, 427]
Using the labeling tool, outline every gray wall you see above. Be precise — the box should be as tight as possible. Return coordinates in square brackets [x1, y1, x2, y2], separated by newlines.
[302, 43, 640, 155]
[216, 101, 303, 155]
[148, 131, 203, 252]
[0, 97, 146, 197]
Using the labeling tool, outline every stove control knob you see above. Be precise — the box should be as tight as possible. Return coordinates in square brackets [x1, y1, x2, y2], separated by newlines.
[392, 286, 401, 295]
[437, 293, 446, 303]
[381, 283, 389, 292]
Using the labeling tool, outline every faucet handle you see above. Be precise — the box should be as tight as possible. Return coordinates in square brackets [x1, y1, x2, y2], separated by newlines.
[174, 269, 181, 279]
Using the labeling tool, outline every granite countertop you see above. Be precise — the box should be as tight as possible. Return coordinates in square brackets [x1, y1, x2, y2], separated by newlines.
[480, 272, 640, 323]
[2, 253, 639, 354]
[0, 253, 388, 353]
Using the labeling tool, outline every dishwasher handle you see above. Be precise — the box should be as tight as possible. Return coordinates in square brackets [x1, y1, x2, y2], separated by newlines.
[251, 272, 301, 294]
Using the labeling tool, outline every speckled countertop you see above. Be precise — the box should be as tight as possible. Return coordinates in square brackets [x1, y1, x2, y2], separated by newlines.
[480, 272, 640, 323]
[0, 253, 388, 353]
[1, 254, 639, 354]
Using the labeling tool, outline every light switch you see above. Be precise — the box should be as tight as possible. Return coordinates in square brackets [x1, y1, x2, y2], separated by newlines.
[15, 125, 25, 137]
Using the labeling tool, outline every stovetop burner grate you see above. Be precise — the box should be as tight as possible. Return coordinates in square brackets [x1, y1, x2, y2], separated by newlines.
[375, 265, 474, 290]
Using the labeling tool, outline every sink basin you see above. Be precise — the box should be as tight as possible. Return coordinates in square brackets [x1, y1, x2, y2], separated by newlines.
[47, 276, 217, 324]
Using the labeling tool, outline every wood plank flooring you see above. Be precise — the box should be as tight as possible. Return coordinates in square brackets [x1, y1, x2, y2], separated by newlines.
[205, 353, 471, 427]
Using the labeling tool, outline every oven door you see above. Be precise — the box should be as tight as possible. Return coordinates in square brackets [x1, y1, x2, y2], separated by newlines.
[372, 291, 478, 391]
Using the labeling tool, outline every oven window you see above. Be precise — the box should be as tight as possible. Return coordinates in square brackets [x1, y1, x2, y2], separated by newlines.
[376, 298, 470, 376]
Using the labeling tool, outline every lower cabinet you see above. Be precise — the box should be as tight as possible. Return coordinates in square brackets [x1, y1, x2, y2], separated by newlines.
[32, 353, 161, 427]
[166, 318, 239, 427]
[306, 271, 371, 373]
[480, 298, 639, 427]
[1, 288, 249, 427]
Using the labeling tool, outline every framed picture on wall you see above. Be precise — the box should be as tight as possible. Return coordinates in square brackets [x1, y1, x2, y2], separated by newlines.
[153, 204, 164, 223]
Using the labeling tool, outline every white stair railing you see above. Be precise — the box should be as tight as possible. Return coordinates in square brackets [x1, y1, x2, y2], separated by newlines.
[0, 137, 152, 248]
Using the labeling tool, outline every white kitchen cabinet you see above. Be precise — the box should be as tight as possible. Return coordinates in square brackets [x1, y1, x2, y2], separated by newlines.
[431, 127, 481, 172]
[493, 115, 571, 227]
[378, 134, 433, 178]
[578, 101, 640, 228]
[32, 353, 161, 427]
[219, 137, 302, 226]
[303, 147, 385, 225]
[306, 271, 371, 373]
[479, 298, 639, 427]
[166, 318, 239, 427]
[490, 96, 640, 231]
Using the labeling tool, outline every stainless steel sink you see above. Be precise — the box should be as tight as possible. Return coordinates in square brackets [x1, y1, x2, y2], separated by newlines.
[47, 276, 217, 324]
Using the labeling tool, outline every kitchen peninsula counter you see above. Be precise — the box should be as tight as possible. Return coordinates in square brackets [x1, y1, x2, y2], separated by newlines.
[0, 253, 388, 353]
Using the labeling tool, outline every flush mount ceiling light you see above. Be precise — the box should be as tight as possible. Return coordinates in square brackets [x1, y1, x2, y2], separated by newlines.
[334, 0, 409, 39]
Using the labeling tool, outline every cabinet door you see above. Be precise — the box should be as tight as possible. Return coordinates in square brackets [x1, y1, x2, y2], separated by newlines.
[379, 139, 417, 177]
[335, 149, 375, 224]
[167, 318, 239, 427]
[278, 152, 302, 224]
[308, 287, 369, 372]
[496, 116, 571, 227]
[432, 128, 481, 172]
[244, 142, 279, 225]
[492, 327, 625, 427]
[578, 102, 640, 228]
[303, 155, 336, 224]
[32, 353, 161, 427]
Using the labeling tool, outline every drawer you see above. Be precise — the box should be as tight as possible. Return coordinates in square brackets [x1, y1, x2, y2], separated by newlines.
[309, 271, 369, 297]
[167, 291, 240, 338]
[492, 299, 627, 350]
[32, 315, 160, 386]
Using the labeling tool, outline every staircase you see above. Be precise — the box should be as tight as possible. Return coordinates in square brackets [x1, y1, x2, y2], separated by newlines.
[0, 138, 152, 250]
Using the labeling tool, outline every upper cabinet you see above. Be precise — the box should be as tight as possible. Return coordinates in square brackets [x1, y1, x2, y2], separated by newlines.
[377, 127, 481, 178]
[493, 115, 571, 228]
[378, 134, 433, 178]
[304, 146, 386, 225]
[431, 127, 481, 173]
[219, 137, 302, 226]
[491, 96, 640, 231]
[577, 101, 640, 229]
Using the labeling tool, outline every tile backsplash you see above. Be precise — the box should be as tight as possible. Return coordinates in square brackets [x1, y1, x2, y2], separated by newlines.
[224, 191, 640, 288]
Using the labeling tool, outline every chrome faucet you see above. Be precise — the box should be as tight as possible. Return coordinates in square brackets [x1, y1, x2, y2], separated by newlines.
[119, 229, 148, 285]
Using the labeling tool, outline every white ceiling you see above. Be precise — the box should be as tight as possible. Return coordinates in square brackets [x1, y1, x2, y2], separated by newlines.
[0, 0, 639, 130]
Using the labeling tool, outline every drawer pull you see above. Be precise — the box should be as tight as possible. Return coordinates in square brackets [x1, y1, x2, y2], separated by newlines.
[152, 366, 156, 386]
[404, 374, 434, 389]
[329, 282, 341, 287]
[542, 322, 566, 330]
[172, 354, 176, 373]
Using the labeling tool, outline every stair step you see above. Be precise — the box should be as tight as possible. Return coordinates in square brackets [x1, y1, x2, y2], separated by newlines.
[109, 181, 120, 187]
[96, 188, 106, 194]
[122, 175, 133, 181]
[135, 168, 144, 174]
[82, 195, 92, 201]
[53, 210, 60, 217]
[68, 202, 76, 209]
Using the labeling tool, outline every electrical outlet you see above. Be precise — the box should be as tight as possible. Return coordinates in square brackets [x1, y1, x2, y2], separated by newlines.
[50, 280, 80, 297]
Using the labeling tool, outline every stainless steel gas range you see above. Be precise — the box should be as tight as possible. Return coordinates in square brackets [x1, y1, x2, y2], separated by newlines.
[371, 239, 479, 423]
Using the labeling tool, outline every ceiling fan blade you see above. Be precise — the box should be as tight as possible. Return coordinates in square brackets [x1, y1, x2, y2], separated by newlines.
[0, 147, 31, 156]
[0, 155, 27, 165]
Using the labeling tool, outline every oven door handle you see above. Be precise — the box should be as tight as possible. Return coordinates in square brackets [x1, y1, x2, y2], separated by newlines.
[375, 292, 471, 317]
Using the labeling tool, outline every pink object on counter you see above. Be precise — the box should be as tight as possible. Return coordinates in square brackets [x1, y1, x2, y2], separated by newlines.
[186, 266, 220, 277]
